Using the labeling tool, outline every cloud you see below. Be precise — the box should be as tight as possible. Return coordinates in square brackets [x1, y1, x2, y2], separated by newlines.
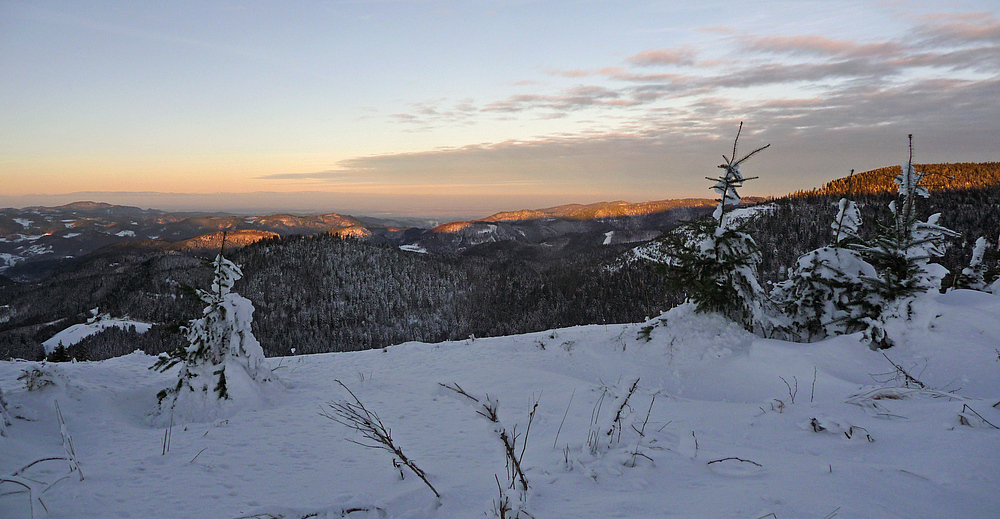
[626, 47, 697, 67]
[389, 11, 999, 129]
[347, 10, 999, 199]
[481, 86, 633, 114]
[916, 12, 1000, 44]
[741, 35, 907, 59]
[255, 170, 351, 180]
[548, 68, 592, 78]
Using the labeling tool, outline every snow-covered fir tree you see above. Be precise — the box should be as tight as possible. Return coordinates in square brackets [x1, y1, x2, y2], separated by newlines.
[662, 123, 774, 334]
[152, 250, 272, 420]
[772, 171, 878, 341]
[952, 236, 1000, 292]
[831, 196, 862, 245]
[854, 135, 958, 347]
[953, 237, 990, 291]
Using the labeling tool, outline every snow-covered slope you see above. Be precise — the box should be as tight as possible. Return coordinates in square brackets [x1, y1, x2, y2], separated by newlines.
[41, 313, 153, 353]
[1, 291, 999, 518]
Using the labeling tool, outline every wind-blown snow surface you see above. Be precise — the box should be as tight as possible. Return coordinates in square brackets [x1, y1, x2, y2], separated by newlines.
[2, 291, 999, 518]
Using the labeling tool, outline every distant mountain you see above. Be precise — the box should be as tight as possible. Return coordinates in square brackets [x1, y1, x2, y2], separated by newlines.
[482, 198, 722, 222]
[412, 198, 722, 255]
[4, 160, 994, 282]
[0, 197, 726, 279]
[0, 202, 388, 281]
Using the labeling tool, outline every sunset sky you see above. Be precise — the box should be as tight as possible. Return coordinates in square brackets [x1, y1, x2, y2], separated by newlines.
[2, 0, 998, 217]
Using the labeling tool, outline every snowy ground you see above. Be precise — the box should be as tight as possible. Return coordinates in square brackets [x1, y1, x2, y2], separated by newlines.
[41, 314, 153, 353]
[2, 290, 999, 519]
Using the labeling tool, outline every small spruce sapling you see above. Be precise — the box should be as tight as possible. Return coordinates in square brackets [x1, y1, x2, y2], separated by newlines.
[662, 123, 773, 334]
[152, 240, 271, 417]
[952, 237, 1000, 292]
[855, 135, 959, 347]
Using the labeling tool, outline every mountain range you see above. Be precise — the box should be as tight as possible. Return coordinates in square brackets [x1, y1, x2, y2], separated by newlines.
[0, 197, 727, 281]
[2, 161, 998, 284]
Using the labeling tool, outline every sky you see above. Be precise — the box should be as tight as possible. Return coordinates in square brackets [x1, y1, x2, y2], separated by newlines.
[1, 0, 998, 218]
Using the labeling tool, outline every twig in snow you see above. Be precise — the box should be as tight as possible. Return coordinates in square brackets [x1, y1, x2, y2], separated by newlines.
[324, 380, 440, 499]
[0, 475, 49, 519]
[627, 394, 657, 467]
[898, 469, 930, 481]
[162, 409, 174, 456]
[958, 404, 1000, 429]
[440, 382, 533, 495]
[811, 366, 817, 403]
[706, 456, 762, 467]
[3, 404, 85, 519]
[779, 376, 798, 404]
[552, 389, 575, 449]
[606, 378, 640, 442]
[54, 401, 83, 480]
[881, 353, 925, 388]
[189, 448, 208, 464]
[821, 506, 841, 519]
[587, 389, 608, 454]
[844, 425, 874, 442]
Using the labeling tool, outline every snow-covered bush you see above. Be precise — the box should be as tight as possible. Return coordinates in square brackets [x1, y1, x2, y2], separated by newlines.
[152, 252, 272, 420]
[772, 246, 878, 341]
[772, 177, 877, 341]
[662, 123, 774, 334]
[831, 195, 863, 245]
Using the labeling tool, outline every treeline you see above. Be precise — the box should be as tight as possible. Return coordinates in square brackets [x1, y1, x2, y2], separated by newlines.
[793, 162, 1000, 197]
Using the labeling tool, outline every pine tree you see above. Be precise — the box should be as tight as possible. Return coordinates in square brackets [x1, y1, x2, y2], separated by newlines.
[662, 123, 773, 333]
[47, 343, 71, 362]
[855, 135, 959, 347]
[152, 244, 271, 417]
[69, 341, 90, 362]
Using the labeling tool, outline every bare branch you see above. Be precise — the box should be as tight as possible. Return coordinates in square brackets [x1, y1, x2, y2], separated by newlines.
[324, 380, 440, 499]
[707, 456, 762, 467]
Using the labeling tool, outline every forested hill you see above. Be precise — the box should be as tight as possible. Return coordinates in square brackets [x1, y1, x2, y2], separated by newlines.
[794, 162, 1000, 197]
[0, 234, 680, 360]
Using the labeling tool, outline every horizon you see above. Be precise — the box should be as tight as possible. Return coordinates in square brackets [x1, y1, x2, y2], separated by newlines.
[0, 189, 722, 221]
[3, 1, 999, 215]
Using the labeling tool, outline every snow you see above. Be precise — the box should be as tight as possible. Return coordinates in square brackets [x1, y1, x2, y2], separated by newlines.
[42, 316, 153, 352]
[399, 244, 428, 254]
[2, 291, 999, 518]
[0, 253, 21, 270]
[13, 218, 32, 228]
[115, 230, 136, 237]
[602, 231, 614, 245]
[63, 233, 81, 239]
[722, 203, 776, 227]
